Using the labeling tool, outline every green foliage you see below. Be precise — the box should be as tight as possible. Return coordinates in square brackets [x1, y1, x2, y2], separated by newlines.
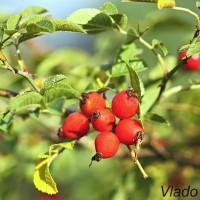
[152, 39, 168, 56]
[0, 1, 200, 200]
[196, 1, 200, 9]
[126, 62, 145, 100]
[42, 81, 80, 103]
[101, 2, 119, 15]
[67, 8, 114, 33]
[143, 112, 169, 125]
[52, 18, 85, 33]
[186, 41, 200, 57]
[9, 92, 43, 112]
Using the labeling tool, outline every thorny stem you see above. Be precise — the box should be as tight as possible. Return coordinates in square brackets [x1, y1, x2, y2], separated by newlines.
[0, 50, 40, 93]
[147, 58, 188, 112]
[173, 6, 200, 30]
[139, 37, 168, 76]
[12, 34, 27, 71]
[2, 61, 40, 93]
[127, 145, 148, 179]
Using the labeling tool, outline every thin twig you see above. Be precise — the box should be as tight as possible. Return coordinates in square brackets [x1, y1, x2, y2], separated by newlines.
[3, 61, 40, 93]
[127, 145, 148, 179]
[147, 58, 188, 112]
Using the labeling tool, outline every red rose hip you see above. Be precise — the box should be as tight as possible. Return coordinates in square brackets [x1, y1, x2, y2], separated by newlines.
[80, 92, 106, 117]
[91, 108, 115, 132]
[60, 112, 90, 139]
[111, 88, 139, 119]
[115, 119, 144, 145]
[179, 50, 200, 70]
[90, 131, 120, 165]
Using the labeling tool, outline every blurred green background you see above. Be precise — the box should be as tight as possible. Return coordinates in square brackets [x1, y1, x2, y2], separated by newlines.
[0, 1, 200, 200]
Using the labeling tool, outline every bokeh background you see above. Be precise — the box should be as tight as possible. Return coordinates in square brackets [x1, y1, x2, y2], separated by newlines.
[0, 1, 200, 200]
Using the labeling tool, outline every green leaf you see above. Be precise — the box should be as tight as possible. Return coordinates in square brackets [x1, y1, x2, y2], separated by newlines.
[110, 14, 128, 29]
[0, 27, 4, 42]
[126, 61, 145, 100]
[4, 30, 18, 36]
[109, 59, 146, 77]
[33, 141, 75, 194]
[0, 111, 14, 132]
[6, 14, 22, 30]
[18, 32, 43, 44]
[52, 18, 85, 33]
[118, 43, 143, 61]
[143, 112, 169, 125]
[125, 28, 138, 44]
[47, 97, 65, 114]
[186, 42, 200, 57]
[9, 92, 43, 112]
[67, 8, 113, 33]
[196, 1, 200, 9]
[101, 2, 119, 15]
[26, 18, 55, 33]
[20, 6, 48, 17]
[43, 82, 81, 103]
[40, 74, 67, 95]
[140, 86, 160, 117]
[152, 39, 168, 56]
[29, 108, 40, 119]
[179, 44, 190, 52]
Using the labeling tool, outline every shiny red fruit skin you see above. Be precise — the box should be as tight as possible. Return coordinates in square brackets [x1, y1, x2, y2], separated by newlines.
[115, 119, 144, 145]
[80, 92, 106, 117]
[111, 90, 139, 119]
[61, 112, 90, 139]
[179, 50, 200, 70]
[95, 131, 119, 158]
[91, 108, 115, 132]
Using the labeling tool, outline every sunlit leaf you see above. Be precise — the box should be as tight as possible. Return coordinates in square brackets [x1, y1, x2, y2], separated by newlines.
[43, 82, 80, 103]
[33, 142, 76, 194]
[186, 42, 200, 57]
[101, 2, 119, 15]
[6, 14, 22, 30]
[40, 74, 67, 95]
[52, 18, 85, 33]
[67, 8, 113, 33]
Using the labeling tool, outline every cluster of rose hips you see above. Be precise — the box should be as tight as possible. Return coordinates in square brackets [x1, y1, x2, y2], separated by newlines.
[59, 87, 144, 164]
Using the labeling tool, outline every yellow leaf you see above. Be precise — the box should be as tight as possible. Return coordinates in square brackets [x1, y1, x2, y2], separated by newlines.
[157, 0, 175, 9]
[33, 155, 58, 195]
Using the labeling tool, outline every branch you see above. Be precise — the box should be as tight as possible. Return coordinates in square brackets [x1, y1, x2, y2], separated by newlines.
[0, 88, 18, 98]
[1, 61, 40, 93]
[147, 58, 188, 112]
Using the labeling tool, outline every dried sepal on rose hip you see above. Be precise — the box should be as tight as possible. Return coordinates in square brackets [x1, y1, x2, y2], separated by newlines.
[115, 119, 144, 146]
[79, 92, 106, 118]
[91, 108, 115, 132]
[59, 112, 90, 139]
[89, 131, 120, 166]
[111, 87, 139, 119]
